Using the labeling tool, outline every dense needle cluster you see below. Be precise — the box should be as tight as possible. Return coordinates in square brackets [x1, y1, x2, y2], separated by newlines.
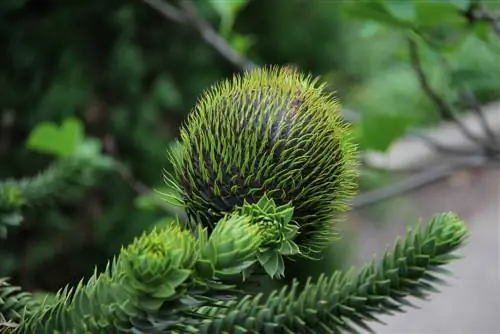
[169, 66, 358, 256]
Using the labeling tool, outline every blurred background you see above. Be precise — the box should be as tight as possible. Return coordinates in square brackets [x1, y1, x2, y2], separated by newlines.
[1, 0, 499, 332]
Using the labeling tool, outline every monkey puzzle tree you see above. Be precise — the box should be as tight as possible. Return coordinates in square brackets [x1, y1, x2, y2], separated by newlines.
[0, 66, 468, 333]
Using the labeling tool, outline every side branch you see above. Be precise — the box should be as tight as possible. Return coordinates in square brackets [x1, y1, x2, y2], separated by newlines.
[408, 38, 484, 146]
[187, 212, 469, 333]
[352, 155, 498, 208]
[143, 0, 256, 71]
[463, 2, 500, 36]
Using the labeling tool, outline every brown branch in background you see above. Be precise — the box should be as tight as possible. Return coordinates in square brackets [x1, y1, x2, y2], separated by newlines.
[179, 0, 256, 70]
[142, 0, 186, 23]
[463, 2, 500, 36]
[142, 0, 365, 124]
[137, 0, 499, 210]
[406, 129, 480, 155]
[459, 86, 498, 142]
[352, 155, 500, 208]
[407, 38, 487, 146]
[143, 0, 256, 71]
[407, 37, 500, 158]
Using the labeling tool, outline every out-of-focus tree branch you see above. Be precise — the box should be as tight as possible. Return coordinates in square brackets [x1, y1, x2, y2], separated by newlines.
[408, 37, 500, 156]
[463, 2, 500, 36]
[353, 155, 500, 208]
[142, 0, 186, 23]
[459, 85, 498, 142]
[138, 0, 500, 210]
[143, 0, 256, 71]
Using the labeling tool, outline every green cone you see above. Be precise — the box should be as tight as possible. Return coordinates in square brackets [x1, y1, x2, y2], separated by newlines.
[170, 66, 359, 256]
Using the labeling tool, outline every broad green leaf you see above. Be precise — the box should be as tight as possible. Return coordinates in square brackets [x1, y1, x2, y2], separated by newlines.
[209, 0, 249, 36]
[450, 68, 499, 91]
[359, 112, 415, 152]
[438, 0, 470, 11]
[473, 21, 492, 43]
[359, 22, 383, 38]
[385, 2, 415, 22]
[447, 33, 500, 94]
[208, 0, 248, 18]
[340, 1, 413, 28]
[414, 2, 467, 27]
[26, 118, 84, 157]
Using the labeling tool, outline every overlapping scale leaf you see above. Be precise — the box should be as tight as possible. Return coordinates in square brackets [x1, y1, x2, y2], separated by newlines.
[3, 205, 305, 333]
[195, 212, 261, 281]
[236, 195, 301, 278]
[9, 262, 124, 333]
[188, 212, 468, 333]
[0, 278, 38, 327]
[7, 225, 200, 334]
[113, 224, 198, 332]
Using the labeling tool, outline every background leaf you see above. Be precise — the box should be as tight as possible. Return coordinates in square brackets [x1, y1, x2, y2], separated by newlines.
[358, 112, 415, 152]
[208, 0, 250, 36]
[414, 2, 467, 27]
[26, 118, 84, 157]
[340, 1, 413, 28]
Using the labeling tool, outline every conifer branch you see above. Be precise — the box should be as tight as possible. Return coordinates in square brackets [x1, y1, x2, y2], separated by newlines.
[0, 278, 38, 329]
[0, 156, 105, 238]
[1, 207, 467, 333]
[4, 197, 300, 333]
[184, 212, 468, 333]
[0, 67, 470, 333]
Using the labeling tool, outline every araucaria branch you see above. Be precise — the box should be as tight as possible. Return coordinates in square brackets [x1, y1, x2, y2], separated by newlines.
[1, 66, 468, 333]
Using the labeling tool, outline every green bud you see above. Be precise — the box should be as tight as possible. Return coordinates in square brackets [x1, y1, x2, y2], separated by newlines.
[170, 66, 359, 256]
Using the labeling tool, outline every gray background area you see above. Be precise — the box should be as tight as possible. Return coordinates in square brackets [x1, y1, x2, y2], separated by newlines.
[347, 166, 500, 334]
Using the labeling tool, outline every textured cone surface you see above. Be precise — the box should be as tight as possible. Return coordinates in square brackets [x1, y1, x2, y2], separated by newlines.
[172, 66, 358, 255]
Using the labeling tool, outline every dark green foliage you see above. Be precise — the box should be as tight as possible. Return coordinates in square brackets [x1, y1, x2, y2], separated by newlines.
[0, 278, 38, 327]
[0, 0, 349, 293]
[0, 156, 106, 238]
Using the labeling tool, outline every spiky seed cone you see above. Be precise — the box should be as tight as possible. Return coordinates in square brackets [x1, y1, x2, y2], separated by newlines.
[171, 66, 358, 256]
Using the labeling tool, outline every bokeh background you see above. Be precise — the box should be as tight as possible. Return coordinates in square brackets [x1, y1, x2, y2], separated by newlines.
[1, 1, 499, 332]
